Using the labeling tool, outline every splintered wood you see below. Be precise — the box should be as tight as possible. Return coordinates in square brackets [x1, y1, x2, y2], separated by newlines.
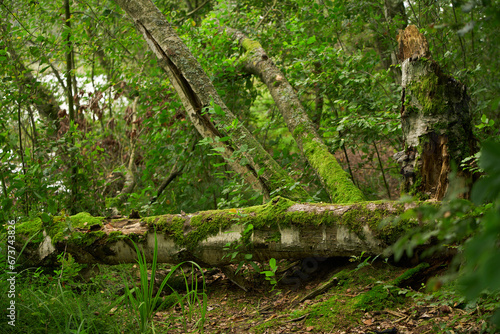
[397, 25, 431, 61]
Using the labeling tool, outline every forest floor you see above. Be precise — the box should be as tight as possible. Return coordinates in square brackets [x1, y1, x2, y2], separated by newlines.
[141, 257, 498, 334]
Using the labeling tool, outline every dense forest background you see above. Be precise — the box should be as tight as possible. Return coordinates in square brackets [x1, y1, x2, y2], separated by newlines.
[1, 0, 500, 333]
[1, 0, 497, 219]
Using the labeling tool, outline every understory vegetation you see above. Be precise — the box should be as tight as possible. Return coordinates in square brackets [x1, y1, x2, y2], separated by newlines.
[1, 0, 499, 332]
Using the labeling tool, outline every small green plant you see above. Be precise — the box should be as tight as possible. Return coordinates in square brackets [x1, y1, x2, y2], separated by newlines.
[54, 252, 85, 284]
[9, 280, 116, 334]
[169, 262, 208, 333]
[123, 232, 207, 333]
[349, 251, 380, 271]
[260, 258, 279, 290]
[222, 212, 260, 273]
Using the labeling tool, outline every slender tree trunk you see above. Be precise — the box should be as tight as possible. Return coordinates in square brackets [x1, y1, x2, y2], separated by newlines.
[374, 141, 391, 200]
[64, 0, 75, 123]
[17, 96, 29, 215]
[64, 0, 78, 214]
[227, 29, 365, 204]
[120, 97, 139, 196]
[113, 0, 310, 202]
[313, 62, 324, 129]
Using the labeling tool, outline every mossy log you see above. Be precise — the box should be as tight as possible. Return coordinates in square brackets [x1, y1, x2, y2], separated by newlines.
[16, 197, 417, 267]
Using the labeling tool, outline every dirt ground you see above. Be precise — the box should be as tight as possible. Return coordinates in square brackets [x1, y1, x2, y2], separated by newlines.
[150, 257, 496, 333]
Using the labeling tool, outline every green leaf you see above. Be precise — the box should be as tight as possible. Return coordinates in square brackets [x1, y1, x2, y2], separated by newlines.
[269, 258, 277, 270]
[472, 142, 500, 205]
[306, 36, 317, 44]
[212, 147, 226, 153]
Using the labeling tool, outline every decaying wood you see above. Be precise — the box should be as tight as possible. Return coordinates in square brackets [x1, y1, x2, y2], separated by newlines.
[17, 198, 417, 268]
[395, 25, 476, 200]
[297, 274, 340, 304]
[397, 25, 430, 62]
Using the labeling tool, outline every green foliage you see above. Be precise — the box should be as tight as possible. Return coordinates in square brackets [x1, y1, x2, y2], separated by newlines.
[15, 283, 115, 333]
[349, 251, 382, 271]
[260, 258, 279, 289]
[391, 141, 500, 326]
[460, 141, 500, 325]
[122, 233, 207, 333]
[0, 266, 118, 334]
[53, 252, 86, 283]
[0, 0, 499, 330]
[2, 0, 498, 219]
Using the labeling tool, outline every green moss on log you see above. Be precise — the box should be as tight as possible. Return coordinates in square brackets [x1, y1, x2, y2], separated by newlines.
[302, 136, 365, 204]
[17, 212, 106, 246]
[15, 198, 415, 253]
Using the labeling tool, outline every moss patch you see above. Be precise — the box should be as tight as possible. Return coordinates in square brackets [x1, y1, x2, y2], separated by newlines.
[407, 69, 447, 116]
[16, 212, 106, 247]
[241, 38, 262, 52]
[16, 217, 44, 243]
[356, 263, 430, 311]
[107, 230, 126, 243]
[302, 136, 365, 204]
[275, 265, 404, 332]
[69, 212, 104, 229]
[144, 215, 185, 243]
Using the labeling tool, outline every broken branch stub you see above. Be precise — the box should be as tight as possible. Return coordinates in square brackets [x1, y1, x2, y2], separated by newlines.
[395, 25, 476, 200]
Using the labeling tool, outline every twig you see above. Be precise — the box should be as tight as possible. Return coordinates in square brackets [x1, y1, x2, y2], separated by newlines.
[286, 313, 309, 323]
[298, 275, 339, 304]
[187, 0, 210, 16]
[256, 0, 277, 29]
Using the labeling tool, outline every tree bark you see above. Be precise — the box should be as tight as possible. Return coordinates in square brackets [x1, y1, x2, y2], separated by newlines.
[227, 29, 365, 204]
[113, 0, 310, 202]
[65, 0, 79, 215]
[17, 197, 416, 267]
[395, 25, 476, 200]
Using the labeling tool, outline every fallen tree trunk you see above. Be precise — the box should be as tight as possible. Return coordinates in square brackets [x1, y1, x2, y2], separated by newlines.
[17, 197, 417, 267]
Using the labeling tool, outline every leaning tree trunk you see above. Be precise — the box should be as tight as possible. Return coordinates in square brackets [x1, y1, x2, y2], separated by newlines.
[113, 0, 310, 202]
[16, 197, 416, 267]
[227, 29, 365, 204]
[395, 25, 476, 200]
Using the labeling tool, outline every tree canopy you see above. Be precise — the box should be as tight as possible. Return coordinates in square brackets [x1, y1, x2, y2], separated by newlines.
[1, 0, 500, 332]
[1, 0, 498, 218]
